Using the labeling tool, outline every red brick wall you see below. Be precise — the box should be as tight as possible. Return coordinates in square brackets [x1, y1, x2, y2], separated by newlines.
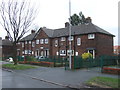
[17, 31, 114, 58]
[96, 33, 113, 56]
[51, 33, 113, 57]
[2, 45, 13, 59]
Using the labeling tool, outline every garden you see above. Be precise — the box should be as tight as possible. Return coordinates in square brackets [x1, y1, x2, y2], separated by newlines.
[17, 56, 67, 67]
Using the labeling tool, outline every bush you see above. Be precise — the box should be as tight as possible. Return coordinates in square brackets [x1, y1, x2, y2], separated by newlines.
[82, 53, 92, 60]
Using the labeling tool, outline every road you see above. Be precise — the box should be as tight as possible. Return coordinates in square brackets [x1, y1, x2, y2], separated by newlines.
[2, 69, 68, 88]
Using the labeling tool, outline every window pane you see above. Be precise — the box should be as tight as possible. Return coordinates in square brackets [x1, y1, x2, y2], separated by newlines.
[77, 38, 81, 46]
[45, 39, 48, 44]
[36, 39, 39, 44]
[88, 34, 95, 39]
[40, 39, 44, 44]
[61, 37, 65, 41]
[55, 40, 58, 47]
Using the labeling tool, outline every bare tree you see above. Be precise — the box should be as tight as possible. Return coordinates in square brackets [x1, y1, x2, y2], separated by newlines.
[0, 0, 38, 65]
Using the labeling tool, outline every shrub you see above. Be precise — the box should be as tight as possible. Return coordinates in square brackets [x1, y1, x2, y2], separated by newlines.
[82, 53, 92, 60]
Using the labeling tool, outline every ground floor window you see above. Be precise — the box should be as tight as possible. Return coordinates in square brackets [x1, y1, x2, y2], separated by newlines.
[35, 49, 39, 56]
[67, 50, 74, 56]
[60, 50, 66, 56]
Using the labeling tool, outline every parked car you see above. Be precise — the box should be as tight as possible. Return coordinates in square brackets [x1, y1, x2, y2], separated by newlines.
[36, 56, 45, 61]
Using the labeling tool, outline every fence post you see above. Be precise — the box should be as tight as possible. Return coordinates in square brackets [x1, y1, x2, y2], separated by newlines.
[53, 56, 56, 67]
[100, 56, 104, 72]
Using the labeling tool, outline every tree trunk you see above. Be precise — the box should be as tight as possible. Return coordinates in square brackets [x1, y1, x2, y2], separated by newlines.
[13, 42, 17, 65]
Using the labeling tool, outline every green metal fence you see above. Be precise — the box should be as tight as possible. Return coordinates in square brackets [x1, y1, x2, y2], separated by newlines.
[17, 56, 67, 67]
[74, 55, 118, 69]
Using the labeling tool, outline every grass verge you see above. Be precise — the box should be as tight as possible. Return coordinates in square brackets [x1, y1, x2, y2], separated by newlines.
[86, 76, 120, 88]
[2, 64, 36, 70]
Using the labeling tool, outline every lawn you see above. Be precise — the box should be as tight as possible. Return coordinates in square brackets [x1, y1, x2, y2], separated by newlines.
[86, 76, 120, 88]
[2, 64, 36, 70]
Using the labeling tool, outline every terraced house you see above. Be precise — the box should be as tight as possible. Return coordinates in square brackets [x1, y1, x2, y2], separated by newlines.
[17, 20, 114, 58]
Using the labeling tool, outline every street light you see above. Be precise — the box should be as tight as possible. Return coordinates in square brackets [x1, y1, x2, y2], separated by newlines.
[69, 0, 72, 69]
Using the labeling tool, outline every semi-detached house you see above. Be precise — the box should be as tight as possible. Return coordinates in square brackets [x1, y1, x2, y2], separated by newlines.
[17, 21, 114, 58]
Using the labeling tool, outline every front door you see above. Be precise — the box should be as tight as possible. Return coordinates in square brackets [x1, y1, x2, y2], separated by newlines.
[88, 50, 95, 59]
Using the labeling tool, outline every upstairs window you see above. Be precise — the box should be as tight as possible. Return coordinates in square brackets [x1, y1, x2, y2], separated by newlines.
[88, 34, 95, 39]
[45, 39, 48, 44]
[32, 42, 35, 47]
[36, 39, 39, 44]
[29, 41, 31, 44]
[68, 36, 74, 41]
[77, 38, 81, 46]
[22, 42, 24, 47]
[25, 41, 27, 44]
[55, 40, 58, 47]
[40, 39, 44, 44]
[61, 37, 65, 41]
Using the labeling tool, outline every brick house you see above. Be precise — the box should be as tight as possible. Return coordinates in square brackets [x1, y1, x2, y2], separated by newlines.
[114, 45, 120, 55]
[17, 22, 114, 58]
[2, 36, 13, 60]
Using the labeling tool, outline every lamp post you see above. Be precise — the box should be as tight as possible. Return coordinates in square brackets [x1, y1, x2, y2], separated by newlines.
[69, 0, 72, 69]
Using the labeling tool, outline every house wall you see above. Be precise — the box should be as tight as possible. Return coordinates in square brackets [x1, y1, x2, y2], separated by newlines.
[17, 31, 114, 58]
[2, 45, 13, 60]
[35, 30, 51, 57]
[96, 33, 114, 56]
[51, 34, 97, 57]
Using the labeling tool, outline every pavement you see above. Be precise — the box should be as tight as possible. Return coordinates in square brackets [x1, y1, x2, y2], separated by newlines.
[1, 61, 119, 88]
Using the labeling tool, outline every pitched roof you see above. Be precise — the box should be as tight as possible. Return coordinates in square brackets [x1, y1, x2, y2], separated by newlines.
[42, 28, 54, 37]
[20, 33, 36, 41]
[2, 39, 13, 46]
[52, 23, 114, 37]
[20, 23, 114, 41]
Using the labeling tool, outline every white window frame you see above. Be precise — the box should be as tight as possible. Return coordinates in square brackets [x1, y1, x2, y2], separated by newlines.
[56, 52, 59, 55]
[36, 39, 39, 44]
[17, 42, 20, 44]
[77, 38, 81, 46]
[22, 51, 24, 54]
[29, 41, 31, 44]
[55, 40, 58, 47]
[22, 42, 24, 47]
[88, 34, 95, 39]
[61, 37, 65, 41]
[32, 42, 35, 47]
[68, 36, 74, 41]
[60, 50, 66, 56]
[45, 39, 48, 44]
[25, 41, 27, 44]
[67, 50, 74, 56]
[40, 39, 44, 44]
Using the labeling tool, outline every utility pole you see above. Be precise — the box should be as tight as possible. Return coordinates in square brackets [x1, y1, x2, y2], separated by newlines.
[69, 0, 72, 69]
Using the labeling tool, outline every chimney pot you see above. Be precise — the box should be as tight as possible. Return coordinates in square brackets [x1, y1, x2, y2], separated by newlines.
[5, 36, 9, 39]
[31, 30, 35, 34]
[86, 17, 92, 23]
[65, 22, 69, 27]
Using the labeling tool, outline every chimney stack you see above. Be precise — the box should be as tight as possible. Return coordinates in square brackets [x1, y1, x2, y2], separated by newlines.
[31, 30, 35, 34]
[5, 36, 9, 39]
[86, 17, 92, 23]
[65, 22, 69, 27]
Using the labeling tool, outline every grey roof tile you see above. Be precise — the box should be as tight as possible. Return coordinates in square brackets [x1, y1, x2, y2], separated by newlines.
[20, 33, 36, 41]
[20, 23, 114, 41]
[2, 39, 13, 46]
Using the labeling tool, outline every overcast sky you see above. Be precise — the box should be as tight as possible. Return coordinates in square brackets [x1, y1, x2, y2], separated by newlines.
[0, 0, 119, 45]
